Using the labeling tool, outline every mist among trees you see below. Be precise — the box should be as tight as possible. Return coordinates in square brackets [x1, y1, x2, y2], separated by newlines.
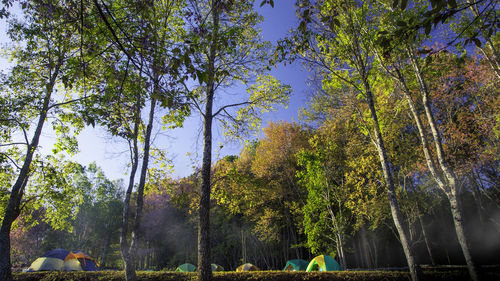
[0, 1, 498, 281]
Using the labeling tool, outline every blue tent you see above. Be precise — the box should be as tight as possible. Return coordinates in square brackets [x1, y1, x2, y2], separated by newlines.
[41, 248, 70, 260]
[70, 251, 99, 271]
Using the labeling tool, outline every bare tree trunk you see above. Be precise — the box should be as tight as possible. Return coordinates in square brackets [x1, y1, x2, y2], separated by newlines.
[197, 2, 221, 280]
[408, 47, 481, 281]
[241, 229, 247, 264]
[418, 210, 435, 265]
[198, 94, 214, 281]
[364, 84, 421, 281]
[360, 226, 372, 269]
[197, 7, 219, 281]
[121, 93, 141, 281]
[337, 233, 347, 270]
[101, 230, 111, 268]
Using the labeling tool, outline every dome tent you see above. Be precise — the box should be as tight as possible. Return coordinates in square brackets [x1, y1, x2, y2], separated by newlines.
[236, 263, 260, 271]
[211, 263, 224, 272]
[27, 249, 81, 272]
[27, 257, 65, 271]
[64, 258, 83, 271]
[27, 249, 98, 272]
[306, 255, 340, 272]
[282, 259, 308, 271]
[175, 263, 196, 272]
[66, 251, 99, 271]
[41, 248, 70, 260]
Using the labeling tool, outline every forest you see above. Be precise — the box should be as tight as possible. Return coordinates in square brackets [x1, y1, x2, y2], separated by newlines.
[0, 0, 498, 281]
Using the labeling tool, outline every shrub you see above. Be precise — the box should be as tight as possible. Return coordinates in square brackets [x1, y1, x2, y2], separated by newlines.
[13, 269, 500, 281]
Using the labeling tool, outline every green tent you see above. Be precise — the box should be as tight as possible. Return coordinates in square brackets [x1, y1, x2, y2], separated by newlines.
[306, 255, 340, 272]
[236, 263, 260, 271]
[64, 258, 83, 271]
[282, 259, 308, 271]
[27, 257, 64, 271]
[211, 263, 224, 272]
[175, 263, 196, 272]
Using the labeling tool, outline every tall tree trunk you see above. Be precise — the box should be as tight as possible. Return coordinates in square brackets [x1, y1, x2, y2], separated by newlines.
[417, 209, 435, 265]
[337, 233, 347, 270]
[241, 229, 247, 264]
[360, 226, 372, 269]
[121, 94, 141, 281]
[0, 64, 60, 281]
[198, 88, 214, 281]
[129, 96, 156, 276]
[197, 3, 219, 281]
[364, 84, 421, 281]
[408, 47, 480, 281]
[101, 230, 111, 267]
[198, 102, 213, 281]
[344, 4, 420, 277]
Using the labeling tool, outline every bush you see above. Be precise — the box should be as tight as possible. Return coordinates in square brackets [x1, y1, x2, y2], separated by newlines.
[13, 269, 500, 281]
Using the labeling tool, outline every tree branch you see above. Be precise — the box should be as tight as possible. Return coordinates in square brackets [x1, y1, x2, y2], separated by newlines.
[0, 142, 28, 147]
[1, 152, 21, 170]
[48, 95, 93, 110]
[212, 100, 252, 118]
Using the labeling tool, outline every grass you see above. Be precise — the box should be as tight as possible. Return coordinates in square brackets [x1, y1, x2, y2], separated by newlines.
[12, 268, 500, 281]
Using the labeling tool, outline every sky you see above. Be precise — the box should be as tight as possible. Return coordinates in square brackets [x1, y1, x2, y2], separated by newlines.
[0, 2, 312, 181]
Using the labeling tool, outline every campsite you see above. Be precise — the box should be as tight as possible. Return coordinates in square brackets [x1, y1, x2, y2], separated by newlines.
[1, 0, 499, 281]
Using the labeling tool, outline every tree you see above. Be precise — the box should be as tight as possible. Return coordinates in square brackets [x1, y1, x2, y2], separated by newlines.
[214, 122, 310, 264]
[297, 133, 351, 269]
[0, 1, 90, 279]
[369, 3, 496, 278]
[297, 82, 416, 269]
[184, 1, 290, 279]
[389, 0, 499, 79]
[291, 1, 421, 279]
[85, 0, 190, 279]
[71, 163, 123, 266]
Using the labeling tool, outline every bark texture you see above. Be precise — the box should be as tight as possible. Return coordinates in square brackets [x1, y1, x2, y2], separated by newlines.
[120, 94, 141, 281]
[365, 87, 421, 281]
[197, 3, 219, 281]
[407, 47, 480, 281]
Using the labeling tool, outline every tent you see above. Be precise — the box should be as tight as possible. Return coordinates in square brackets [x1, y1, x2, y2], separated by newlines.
[64, 258, 83, 271]
[175, 263, 196, 272]
[41, 248, 70, 260]
[27, 257, 65, 271]
[66, 251, 99, 271]
[282, 259, 308, 271]
[27, 249, 99, 272]
[236, 263, 260, 272]
[211, 263, 224, 272]
[306, 255, 340, 272]
[28, 249, 80, 272]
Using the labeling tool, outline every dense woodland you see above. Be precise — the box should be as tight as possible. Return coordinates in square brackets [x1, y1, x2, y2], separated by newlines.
[0, 1, 498, 281]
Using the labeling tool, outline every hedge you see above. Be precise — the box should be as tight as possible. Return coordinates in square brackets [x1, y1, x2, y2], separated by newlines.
[12, 269, 500, 281]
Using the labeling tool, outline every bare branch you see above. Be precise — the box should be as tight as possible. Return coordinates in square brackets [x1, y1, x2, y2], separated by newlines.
[48, 95, 93, 110]
[1, 152, 21, 170]
[212, 100, 252, 118]
[0, 142, 28, 147]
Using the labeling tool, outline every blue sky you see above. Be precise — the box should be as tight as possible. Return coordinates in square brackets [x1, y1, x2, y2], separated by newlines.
[0, 2, 311, 181]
